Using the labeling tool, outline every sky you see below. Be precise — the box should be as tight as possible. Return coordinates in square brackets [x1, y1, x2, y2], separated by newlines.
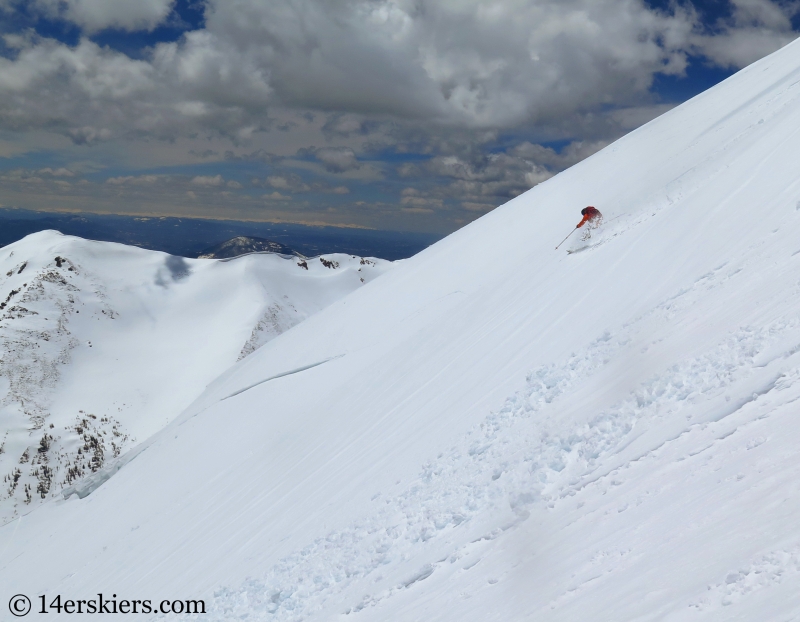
[0, 0, 798, 234]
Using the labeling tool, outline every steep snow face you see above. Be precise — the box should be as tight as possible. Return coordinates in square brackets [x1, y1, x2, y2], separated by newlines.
[0, 232, 390, 523]
[4, 38, 800, 622]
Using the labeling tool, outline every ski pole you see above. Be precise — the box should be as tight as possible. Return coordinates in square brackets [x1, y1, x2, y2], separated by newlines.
[555, 227, 577, 250]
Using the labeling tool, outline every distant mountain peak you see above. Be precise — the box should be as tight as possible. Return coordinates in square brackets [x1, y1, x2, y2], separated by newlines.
[197, 236, 303, 259]
[0, 232, 391, 522]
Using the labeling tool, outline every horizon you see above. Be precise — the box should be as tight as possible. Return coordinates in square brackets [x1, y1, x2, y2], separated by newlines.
[0, 206, 441, 259]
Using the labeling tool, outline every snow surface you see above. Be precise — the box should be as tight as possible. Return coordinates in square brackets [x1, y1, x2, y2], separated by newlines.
[0, 233, 390, 523]
[4, 36, 800, 621]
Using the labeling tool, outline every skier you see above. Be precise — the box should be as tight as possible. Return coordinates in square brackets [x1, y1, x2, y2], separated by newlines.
[576, 206, 602, 236]
[555, 206, 604, 249]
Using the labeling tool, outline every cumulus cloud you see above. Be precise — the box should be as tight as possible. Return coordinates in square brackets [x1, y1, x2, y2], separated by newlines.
[0, 0, 797, 152]
[106, 174, 163, 185]
[2, 0, 795, 142]
[0, 36, 155, 141]
[266, 174, 309, 192]
[509, 140, 610, 170]
[308, 147, 361, 173]
[391, 134, 617, 212]
[36, 167, 75, 177]
[263, 191, 290, 201]
[322, 114, 369, 137]
[400, 187, 442, 209]
[195, 0, 697, 127]
[22, 0, 175, 32]
[257, 172, 351, 194]
[0, 167, 82, 185]
[694, 0, 800, 67]
[0, 0, 797, 230]
[0, 169, 43, 183]
[191, 174, 225, 186]
[427, 151, 554, 200]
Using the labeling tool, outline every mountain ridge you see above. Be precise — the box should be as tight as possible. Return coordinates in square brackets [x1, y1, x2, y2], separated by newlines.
[196, 236, 303, 259]
[0, 230, 391, 524]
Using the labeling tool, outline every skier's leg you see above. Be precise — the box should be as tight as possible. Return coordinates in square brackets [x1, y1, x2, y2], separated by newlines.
[581, 216, 602, 241]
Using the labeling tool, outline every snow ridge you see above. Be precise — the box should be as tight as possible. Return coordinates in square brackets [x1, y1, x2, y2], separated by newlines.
[0, 234, 392, 524]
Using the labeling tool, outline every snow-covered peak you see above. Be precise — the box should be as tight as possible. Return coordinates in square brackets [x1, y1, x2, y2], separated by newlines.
[0, 232, 391, 523]
[197, 235, 302, 259]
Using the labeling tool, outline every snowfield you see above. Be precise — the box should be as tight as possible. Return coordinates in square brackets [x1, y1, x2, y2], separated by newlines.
[4, 36, 800, 622]
[0, 233, 390, 524]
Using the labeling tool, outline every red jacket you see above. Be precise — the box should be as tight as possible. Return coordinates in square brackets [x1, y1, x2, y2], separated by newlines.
[577, 206, 601, 228]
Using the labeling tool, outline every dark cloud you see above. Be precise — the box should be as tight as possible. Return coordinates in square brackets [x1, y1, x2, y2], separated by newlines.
[3, 0, 794, 139]
[321, 114, 369, 137]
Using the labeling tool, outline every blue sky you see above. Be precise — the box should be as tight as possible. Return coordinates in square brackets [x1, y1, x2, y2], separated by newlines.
[0, 0, 797, 233]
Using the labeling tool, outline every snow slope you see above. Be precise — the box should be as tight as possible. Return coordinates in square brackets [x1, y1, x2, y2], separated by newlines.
[0, 232, 390, 524]
[4, 36, 800, 621]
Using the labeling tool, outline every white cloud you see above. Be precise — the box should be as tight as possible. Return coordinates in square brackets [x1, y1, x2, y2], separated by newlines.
[266, 175, 304, 191]
[402, 136, 615, 207]
[0, 37, 154, 141]
[401, 196, 442, 208]
[509, 140, 610, 170]
[261, 173, 351, 194]
[27, 0, 175, 32]
[263, 191, 290, 200]
[696, 28, 799, 69]
[400, 187, 441, 208]
[0, 0, 798, 229]
[106, 174, 162, 185]
[38, 167, 74, 177]
[193, 0, 699, 127]
[683, 0, 800, 68]
[729, 0, 797, 29]
[0, 0, 796, 143]
[312, 147, 361, 173]
[191, 174, 224, 186]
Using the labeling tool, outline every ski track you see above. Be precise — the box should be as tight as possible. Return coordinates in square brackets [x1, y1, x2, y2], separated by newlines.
[181, 273, 800, 621]
[691, 545, 800, 611]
